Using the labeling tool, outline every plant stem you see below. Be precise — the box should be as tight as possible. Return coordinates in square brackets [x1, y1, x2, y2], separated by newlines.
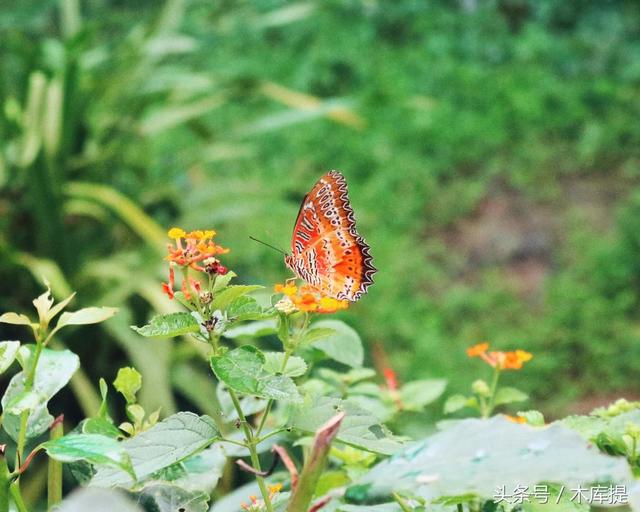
[48, 419, 63, 508]
[457, 504, 464, 512]
[15, 340, 45, 469]
[227, 388, 273, 512]
[0, 455, 10, 512]
[392, 493, 413, 512]
[9, 484, 28, 512]
[485, 367, 501, 418]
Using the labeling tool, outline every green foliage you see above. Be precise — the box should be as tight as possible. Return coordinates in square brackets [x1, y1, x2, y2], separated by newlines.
[90, 412, 219, 488]
[113, 367, 142, 405]
[42, 433, 135, 478]
[2, 346, 79, 441]
[210, 345, 301, 402]
[132, 313, 201, 338]
[357, 416, 631, 501]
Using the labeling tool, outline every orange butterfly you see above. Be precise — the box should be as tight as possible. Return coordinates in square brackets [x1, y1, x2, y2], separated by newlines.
[284, 171, 377, 301]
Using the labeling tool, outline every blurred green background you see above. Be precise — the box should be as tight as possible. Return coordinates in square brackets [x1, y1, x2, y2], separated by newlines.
[2, 0, 640, 438]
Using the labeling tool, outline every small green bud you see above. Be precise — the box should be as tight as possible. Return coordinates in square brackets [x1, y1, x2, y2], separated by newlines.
[472, 379, 491, 397]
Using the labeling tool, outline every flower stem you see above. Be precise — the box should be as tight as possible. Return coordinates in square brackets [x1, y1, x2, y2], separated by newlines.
[48, 418, 64, 508]
[227, 388, 273, 512]
[485, 367, 501, 418]
[0, 455, 10, 512]
[9, 484, 28, 512]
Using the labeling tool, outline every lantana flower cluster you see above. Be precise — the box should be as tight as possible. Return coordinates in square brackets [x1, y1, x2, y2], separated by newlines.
[466, 342, 532, 370]
[274, 282, 349, 314]
[162, 228, 229, 299]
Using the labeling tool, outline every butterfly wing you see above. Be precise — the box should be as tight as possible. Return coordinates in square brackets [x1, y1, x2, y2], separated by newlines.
[286, 171, 376, 301]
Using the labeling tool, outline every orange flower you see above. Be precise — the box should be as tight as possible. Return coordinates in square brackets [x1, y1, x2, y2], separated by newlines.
[505, 414, 527, 424]
[466, 342, 489, 357]
[165, 227, 229, 271]
[467, 343, 533, 371]
[274, 281, 349, 314]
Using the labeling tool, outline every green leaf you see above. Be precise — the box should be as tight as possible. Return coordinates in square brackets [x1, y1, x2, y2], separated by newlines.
[2, 346, 80, 441]
[114, 367, 142, 404]
[174, 444, 227, 491]
[0, 312, 33, 327]
[300, 327, 337, 345]
[518, 410, 546, 426]
[359, 416, 631, 499]
[400, 379, 447, 410]
[82, 418, 122, 438]
[309, 320, 363, 368]
[58, 487, 143, 512]
[131, 312, 200, 338]
[42, 433, 134, 478]
[493, 387, 529, 406]
[263, 352, 308, 377]
[210, 346, 302, 402]
[227, 296, 270, 322]
[0, 341, 20, 374]
[224, 319, 278, 339]
[91, 412, 219, 488]
[136, 483, 209, 512]
[443, 394, 478, 414]
[216, 384, 267, 421]
[213, 271, 236, 292]
[211, 285, 263, 311]
[289, 396, 403, 455]
[57, 307, 118, 328]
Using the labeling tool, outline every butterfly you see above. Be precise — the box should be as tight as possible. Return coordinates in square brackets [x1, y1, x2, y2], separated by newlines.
[284, 170, 377, 301]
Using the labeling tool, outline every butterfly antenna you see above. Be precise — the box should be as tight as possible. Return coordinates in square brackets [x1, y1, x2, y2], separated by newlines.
[249, 236, 287, 255]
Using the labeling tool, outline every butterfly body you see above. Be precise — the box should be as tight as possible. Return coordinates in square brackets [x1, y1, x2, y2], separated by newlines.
[285, 171, 376, 301]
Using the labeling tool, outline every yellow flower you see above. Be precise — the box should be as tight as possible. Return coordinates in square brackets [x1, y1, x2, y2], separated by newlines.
[167, 227, 186, 239]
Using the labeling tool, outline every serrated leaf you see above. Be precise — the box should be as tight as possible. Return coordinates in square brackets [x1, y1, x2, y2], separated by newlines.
[0, 341, 20, 374]
[0, 312, 33, 326]
[227, 296, 270, 322]
[300, 327, 337, 345]
[494, 387, 528, 406]
[358, 416, 631, 500]
[213, 271, 236, 292]
[136, 483, 209, 512]
[309, 320, 363, 368]
[57, 307, 118, 328]
[2, 346, 79, 441]
[289, 396, 403, 455]
[400, 379, 447, 410]
[131, 312, 200, 337]
[42, 433, 134, 478]
[91, 412, 219, 488]
[444, 394, 478, 414]
[224, 319, 278, 339]
[58, 488, 143, 512]
[210, 346, 301, 402]
[113, 367, 142, 404]
[216, 384, 267, 422]
[211, 285, 263, 311]
[263, 352, 307, 377]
